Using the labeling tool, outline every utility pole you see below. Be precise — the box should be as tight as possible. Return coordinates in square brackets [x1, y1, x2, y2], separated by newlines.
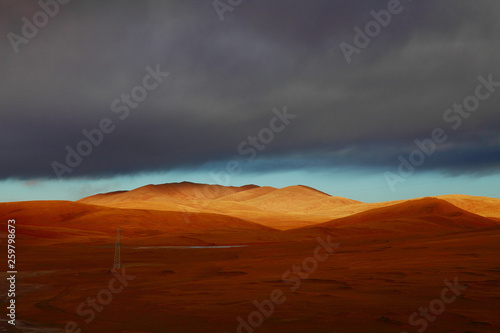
[113, 227, 121, 270]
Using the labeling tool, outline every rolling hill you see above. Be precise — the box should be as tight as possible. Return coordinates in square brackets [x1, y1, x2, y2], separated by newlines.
[304, 197, 499, 233]
[77, 182, 364, 229]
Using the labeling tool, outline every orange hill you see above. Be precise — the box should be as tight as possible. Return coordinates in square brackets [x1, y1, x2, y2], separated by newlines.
[78, 181, 258, 205]
[436, 194, 500, 219]
[2, 184, 500, 245]
[236, 185, 360, 213]
[0, 200, 277, 245]
[303, 197, 499, 233]
[76, 183, 500, 231]
[77, 182, 364, 229]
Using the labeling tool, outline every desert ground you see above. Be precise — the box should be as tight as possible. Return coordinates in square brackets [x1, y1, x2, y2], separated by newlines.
[1, 182, 500, 332]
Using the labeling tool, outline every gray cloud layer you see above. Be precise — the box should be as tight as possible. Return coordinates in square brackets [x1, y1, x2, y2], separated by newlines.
[1, 0, 499, 179]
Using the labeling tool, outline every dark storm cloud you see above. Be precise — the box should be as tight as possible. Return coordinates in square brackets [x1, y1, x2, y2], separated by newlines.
[1, 0, 499, 179]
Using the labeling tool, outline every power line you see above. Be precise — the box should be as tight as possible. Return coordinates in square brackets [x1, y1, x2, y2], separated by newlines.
[113, 227, 121, 270]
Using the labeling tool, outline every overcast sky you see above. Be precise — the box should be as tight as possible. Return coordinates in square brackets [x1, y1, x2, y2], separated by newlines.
[1, 0, 499, 202]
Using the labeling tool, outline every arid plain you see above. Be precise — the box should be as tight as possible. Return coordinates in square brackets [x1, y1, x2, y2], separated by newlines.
[1, 182, 500, 332]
